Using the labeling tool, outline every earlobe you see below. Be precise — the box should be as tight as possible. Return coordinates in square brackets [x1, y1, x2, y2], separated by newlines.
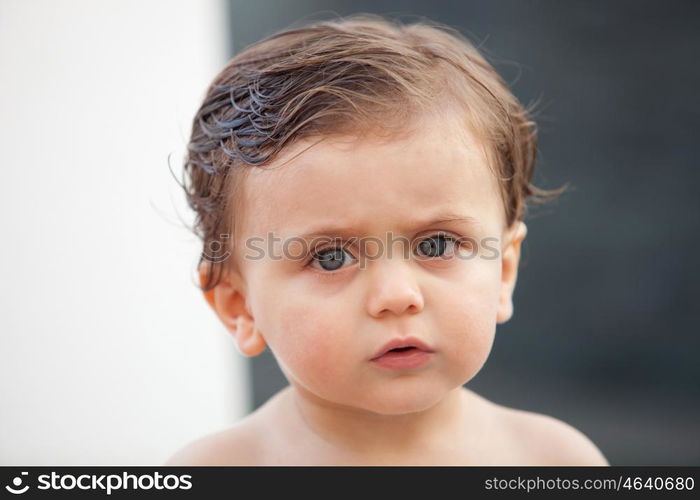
[497, 221, 527, 324]
[233, 316, 267, 357]
[198, 262, 267, 357]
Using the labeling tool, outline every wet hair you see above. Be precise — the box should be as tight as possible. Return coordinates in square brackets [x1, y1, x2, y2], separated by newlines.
[178, 13, 567, 292]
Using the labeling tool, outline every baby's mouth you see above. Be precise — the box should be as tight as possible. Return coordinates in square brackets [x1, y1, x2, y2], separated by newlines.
[370, 336, 435, 360]
[381, 346, 419, 357]
[370, 342, 434, 370]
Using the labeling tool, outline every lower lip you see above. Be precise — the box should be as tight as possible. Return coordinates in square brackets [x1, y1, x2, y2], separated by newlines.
[371, 349, 433, 370]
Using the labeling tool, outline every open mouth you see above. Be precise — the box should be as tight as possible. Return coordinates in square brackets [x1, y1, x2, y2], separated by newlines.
[379, 346, 421, 357]
[370, 336, 434, 369]
[371, 345, 432, 369]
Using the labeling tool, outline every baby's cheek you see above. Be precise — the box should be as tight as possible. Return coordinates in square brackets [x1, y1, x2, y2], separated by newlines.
[268, 303, 349, 383]
[439, 276, 500, 375]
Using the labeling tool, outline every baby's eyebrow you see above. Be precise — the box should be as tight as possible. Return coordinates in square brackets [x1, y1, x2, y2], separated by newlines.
[294, 213, 482, 240]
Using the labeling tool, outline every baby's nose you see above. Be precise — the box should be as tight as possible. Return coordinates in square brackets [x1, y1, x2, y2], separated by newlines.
[365, 257, 424, 317]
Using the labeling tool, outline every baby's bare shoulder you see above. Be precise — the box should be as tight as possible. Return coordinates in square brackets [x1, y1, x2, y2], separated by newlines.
[165, 388, 293, 465]
[164, 419, 264, 466]
[491, 401, 609, 466]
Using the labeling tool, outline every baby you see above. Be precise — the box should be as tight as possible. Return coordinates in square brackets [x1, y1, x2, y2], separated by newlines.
[166, 14, 609, 466]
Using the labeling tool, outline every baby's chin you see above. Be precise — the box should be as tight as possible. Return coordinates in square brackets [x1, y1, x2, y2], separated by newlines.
[331, 380, 457, 416]
[361, 397, 444, 416]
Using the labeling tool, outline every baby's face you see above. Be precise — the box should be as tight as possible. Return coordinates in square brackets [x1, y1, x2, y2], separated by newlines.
[230, 111, 524, 415]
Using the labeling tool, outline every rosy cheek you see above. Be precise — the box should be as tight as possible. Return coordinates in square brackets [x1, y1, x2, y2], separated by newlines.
[438, 271, 499, 358]
[268, 303, 348, 381]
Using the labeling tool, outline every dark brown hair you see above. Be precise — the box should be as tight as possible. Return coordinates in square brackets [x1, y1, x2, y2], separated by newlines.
[178, 14, 567, 292]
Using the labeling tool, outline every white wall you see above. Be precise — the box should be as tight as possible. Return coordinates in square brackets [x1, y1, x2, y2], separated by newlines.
[0, 0, 249, 465]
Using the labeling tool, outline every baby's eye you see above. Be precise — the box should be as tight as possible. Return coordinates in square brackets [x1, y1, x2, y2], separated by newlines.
[308, 246, 357, 272]
[415, 233, 460, 259]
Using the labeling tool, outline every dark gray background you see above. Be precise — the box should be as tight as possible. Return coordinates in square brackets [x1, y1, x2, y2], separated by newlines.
[226, 0, 700, 465]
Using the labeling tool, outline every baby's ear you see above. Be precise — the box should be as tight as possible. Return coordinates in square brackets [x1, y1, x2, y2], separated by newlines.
[496, 221, 528, 324]
[199, 263, 266, 357]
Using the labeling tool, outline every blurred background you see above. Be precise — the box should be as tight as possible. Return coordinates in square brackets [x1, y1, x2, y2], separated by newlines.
[0, 0, 242, 465]
[1, 0, 698, 465]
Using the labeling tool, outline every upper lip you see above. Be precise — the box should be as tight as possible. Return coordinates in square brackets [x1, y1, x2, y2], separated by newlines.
[371, 336, 435, 359]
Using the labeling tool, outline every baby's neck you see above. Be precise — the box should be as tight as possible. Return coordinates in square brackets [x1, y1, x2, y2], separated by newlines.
[272, 384, 477, 463]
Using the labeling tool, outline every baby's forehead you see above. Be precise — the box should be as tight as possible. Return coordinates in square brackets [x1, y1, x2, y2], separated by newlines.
[237, 114, 504, 240]
[247, 108, 493, 182]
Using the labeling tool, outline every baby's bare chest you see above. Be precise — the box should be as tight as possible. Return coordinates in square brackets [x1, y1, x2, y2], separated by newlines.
[247, 421, 536, 466]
